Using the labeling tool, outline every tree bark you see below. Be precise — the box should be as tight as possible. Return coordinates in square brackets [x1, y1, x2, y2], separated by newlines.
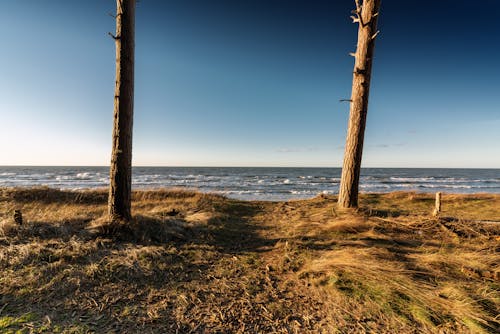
[338, 0, 381, 208]
[108, 0, 135, 222]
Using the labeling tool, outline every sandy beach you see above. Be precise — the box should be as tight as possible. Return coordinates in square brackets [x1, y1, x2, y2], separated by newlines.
[1, 187, 498, 333]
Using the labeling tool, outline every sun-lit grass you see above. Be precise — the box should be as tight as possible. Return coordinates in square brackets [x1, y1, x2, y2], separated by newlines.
[0, 187, 498, 332]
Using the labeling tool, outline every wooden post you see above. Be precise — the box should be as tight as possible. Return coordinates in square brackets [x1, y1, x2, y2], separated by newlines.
[108, 0, 136, 222]
[13, 210, 23, 225]
[432, 192, 442, 217]
[338, 0, 381, 208]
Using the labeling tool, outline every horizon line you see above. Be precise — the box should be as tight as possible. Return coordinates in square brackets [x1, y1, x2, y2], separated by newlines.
[0, 165, 499, 170]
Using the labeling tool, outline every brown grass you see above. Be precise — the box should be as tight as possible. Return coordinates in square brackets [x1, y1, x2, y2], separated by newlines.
[0, 187, 498, 333]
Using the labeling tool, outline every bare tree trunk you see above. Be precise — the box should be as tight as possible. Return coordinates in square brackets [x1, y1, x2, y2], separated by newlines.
[338, 0, 381, 208]
[108, 0, 135, 222]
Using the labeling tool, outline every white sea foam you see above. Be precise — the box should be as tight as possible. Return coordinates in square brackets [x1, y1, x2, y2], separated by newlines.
[390, 177, 434, 182]
[360, 184, 391, 189]
[290, 190, 314, 194]
[422, 184, 473, 189]
[76, 172, 91, 179]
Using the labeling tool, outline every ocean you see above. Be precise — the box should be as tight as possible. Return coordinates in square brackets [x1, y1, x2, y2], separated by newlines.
[0, 167, 499, 201]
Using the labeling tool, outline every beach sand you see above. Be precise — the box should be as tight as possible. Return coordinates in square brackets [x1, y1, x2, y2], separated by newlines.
[0, 188, 499, 333]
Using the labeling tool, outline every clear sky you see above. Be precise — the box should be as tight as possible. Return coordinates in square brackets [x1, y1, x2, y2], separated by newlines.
[1, 0, 499, 167]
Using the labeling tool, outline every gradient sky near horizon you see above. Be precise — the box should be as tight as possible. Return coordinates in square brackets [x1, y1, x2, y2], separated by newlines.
[1, 0, 499, 168]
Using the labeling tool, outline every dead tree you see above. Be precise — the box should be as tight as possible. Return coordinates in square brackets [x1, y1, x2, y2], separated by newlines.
[338, 0, 381, 208]
[108, 0, 136, 222]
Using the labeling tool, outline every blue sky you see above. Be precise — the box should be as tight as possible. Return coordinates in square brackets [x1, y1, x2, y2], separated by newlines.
[0, 0, 499, 167]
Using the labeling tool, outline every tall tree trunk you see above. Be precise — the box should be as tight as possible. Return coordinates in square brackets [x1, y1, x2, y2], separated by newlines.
[338, 0, 380, 208]
[108, 0, 135, 222]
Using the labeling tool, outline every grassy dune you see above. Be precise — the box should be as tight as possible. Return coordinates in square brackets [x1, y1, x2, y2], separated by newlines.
[0, 188, 499, 333]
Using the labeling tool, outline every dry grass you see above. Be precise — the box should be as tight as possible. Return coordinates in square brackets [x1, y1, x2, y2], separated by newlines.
[0, 187, 499, 333]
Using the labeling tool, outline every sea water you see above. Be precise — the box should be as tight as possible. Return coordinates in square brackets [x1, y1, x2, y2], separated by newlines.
[0, 166, 499, 201]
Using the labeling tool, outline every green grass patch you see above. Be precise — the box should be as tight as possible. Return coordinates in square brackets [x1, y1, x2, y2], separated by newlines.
[0, 313, 37, 332]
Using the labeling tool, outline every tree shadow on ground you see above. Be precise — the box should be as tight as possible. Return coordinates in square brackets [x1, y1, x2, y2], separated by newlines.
[0, 198, 280, 333]
[197, 200, 277, 253]
[87, 199, 277, 254]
